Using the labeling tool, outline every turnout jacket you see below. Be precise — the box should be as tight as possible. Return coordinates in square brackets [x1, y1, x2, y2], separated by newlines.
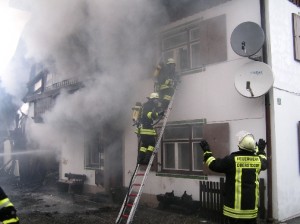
[0, 187, 19, 224]
[135, 100, 159, 136]
[204, 150, 267, 219]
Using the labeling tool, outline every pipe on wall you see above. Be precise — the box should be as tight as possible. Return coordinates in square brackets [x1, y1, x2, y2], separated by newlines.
[259, 0, 274, 222]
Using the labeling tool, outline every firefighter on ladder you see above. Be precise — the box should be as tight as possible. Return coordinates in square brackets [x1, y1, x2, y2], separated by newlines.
[199, 131, 267, 224]
[0, 186, 19, 223]
[135, 92, 164, 165]
[154, 58, 178, 111]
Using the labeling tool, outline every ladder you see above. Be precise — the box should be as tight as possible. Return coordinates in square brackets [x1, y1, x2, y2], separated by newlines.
[115, 89, 176, 224]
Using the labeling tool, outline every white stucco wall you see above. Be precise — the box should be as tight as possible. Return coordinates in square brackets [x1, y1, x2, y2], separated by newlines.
[266, 0, 300, 221]
[124, 0, 268, 202]
[59, 131, 95, 186]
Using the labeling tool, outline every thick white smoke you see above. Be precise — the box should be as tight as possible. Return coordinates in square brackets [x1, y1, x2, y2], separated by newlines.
[18, 0, 167, 149]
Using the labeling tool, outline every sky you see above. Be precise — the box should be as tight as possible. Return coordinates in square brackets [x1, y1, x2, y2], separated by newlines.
[0, 0, 30, 131]
[0, 0, 30, 77]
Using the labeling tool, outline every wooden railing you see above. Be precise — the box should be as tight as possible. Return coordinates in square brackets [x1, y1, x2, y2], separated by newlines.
[44, 77, 80, 91]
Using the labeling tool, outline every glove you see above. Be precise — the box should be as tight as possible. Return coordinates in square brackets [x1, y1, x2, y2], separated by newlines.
[256, 139, 266, 154]
[158, 110, 165, 116]
[199, 140, 213, 162]
[199, 140, 210, 153]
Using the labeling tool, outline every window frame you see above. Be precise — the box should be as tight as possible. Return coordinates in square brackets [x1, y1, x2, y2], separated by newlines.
[84, 132, 104, 170]
[292, 13, 300, 62]
[160, 14, 227, 74]
[159, 120, 205, 175]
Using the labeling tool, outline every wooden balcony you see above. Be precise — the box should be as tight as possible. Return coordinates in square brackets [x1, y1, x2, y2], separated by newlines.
[24, 77, 83, 102]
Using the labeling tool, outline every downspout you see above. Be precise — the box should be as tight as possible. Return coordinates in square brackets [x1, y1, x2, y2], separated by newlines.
[259, 0, 274, 223]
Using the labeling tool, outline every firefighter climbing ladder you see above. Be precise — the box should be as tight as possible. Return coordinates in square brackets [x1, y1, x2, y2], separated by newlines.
[115, 89, 176, 224]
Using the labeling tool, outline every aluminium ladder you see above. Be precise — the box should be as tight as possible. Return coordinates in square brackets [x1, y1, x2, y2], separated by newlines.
[115, 89, 176, 224]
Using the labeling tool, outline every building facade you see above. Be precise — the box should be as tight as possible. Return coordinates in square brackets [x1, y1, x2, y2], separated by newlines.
[8, 0, 300, 222]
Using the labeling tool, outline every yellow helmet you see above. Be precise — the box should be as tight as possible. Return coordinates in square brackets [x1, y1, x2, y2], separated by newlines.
[167, 58, 175, 64]
[237, 131, 256, 152]
[149, 92, 159, 99]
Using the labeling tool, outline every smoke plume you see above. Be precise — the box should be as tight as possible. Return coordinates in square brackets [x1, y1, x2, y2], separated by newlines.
[15, 0, 167, 149]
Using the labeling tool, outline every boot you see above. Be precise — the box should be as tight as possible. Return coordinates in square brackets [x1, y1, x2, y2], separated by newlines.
[137, 151, 146, 164]
[143, 151, 153, 165]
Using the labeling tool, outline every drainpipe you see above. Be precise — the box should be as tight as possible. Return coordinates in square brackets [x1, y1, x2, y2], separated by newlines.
[260, 0, 274, 223]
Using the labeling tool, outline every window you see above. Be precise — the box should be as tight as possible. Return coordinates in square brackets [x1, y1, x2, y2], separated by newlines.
[161, 14, 227, 73]
[159, 121, 229, 176]
[34, 97, 54, 121]
[34, 79, 42, 93]
[84, 132, 104, 170]
[292, 13, 300, 61]
[160, 121, 205, 175]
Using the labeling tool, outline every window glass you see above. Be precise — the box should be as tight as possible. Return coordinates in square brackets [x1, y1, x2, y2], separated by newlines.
[34, 79, 42, 92]
[161, 14, 227, 73]
[164, 143, 175, 169]
[178, 46, 189, 70]
[84, 133, 101, 170]
[45, 73, 53, 87]
[163, 50, 174, 61]
[164, 126, 189, 140]
[163, 32, 188, 50]
[192, 125, 203, 139]
[161, 121, 205, 174]
[178, 143, 190, 170]
[34, 98, 54, 119]
[190, 27, 201, 41]
[193, 142, 203, 171]
[163, 47, 189, 72]
[160, 121, 229, 175]
[292, 13, 300, 61]
[191, 42, 202, 68]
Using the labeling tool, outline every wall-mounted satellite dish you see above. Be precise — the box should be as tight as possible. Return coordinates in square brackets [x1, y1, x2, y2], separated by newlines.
[230, 22, 265, 57]
[235, 61, 274, 98]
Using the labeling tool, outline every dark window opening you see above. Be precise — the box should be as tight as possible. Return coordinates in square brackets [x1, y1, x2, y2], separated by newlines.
[292, 13, 300, 61]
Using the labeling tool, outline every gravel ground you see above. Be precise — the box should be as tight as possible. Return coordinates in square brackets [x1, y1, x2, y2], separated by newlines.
[1, 177, 300, 224]
[1, 177, 207, 224]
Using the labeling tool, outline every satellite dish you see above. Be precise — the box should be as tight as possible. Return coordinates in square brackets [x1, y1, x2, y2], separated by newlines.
[230, 22, 265, 57]
[235, 61, 274, 98]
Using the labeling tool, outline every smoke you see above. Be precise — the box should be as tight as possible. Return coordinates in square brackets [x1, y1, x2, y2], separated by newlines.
[0, 84, 19, 132]
[18, 0, 167, 149]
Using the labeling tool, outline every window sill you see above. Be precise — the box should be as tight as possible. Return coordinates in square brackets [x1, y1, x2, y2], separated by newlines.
[84, 167, 101, 170]
[156, 172, 208, 180]
[181, 67, 206, 76]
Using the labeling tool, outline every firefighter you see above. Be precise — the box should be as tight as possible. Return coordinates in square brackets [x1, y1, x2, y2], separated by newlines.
[155, 58, 177, 110]
[0, 187, 19, 224]
[199, 131, 267, 224]
[136, 92, 164, 165]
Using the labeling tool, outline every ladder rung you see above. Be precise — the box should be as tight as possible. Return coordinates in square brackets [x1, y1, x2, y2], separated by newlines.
[116, 90, 177, 224]
[129, 194, 137, 197]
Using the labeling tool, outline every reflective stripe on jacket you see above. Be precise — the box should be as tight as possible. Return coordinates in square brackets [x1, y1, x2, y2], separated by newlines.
[159, 79, 174, 90]
[135, 128, 156, 135]
[204, 150, 267, 219]
[0, 187, 19, 224]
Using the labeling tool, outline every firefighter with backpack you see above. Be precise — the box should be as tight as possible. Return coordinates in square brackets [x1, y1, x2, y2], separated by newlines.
[133, 92, 164, 165]
[154, 58, 178, 110]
